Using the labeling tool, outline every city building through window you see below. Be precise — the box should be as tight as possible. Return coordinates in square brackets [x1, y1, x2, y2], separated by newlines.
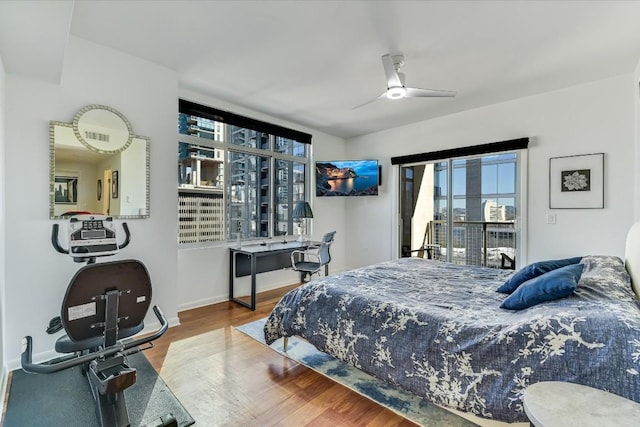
[399, 151, 522, 268]
[178, 100, 311, 244]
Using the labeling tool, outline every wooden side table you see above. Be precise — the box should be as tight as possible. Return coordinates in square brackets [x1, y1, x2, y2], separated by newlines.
[523, 381, 640, 427]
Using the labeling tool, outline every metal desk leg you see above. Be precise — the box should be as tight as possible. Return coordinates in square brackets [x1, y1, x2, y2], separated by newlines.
[250, 254, 257, 310]
[229, 250, 253, 310]
[229, 250, 235, 300]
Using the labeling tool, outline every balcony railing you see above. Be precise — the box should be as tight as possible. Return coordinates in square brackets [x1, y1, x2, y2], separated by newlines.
[423, 220, 516, 269]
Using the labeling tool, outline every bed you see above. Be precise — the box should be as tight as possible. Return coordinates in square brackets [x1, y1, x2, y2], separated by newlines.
[264, 224, 640, 424]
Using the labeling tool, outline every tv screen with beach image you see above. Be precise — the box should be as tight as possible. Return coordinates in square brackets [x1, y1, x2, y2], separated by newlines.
[316, 160, 379, 197]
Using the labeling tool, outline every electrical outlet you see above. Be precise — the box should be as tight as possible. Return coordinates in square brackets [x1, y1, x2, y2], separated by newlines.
[547, 213, 557, 224]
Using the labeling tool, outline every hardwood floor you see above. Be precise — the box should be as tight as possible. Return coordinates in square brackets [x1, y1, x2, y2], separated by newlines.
[145, 285, 418, 427]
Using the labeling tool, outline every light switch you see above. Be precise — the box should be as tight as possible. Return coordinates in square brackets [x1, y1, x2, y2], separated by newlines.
[547, 213, 557, 224]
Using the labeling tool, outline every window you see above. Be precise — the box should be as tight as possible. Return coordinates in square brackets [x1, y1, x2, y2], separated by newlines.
[429, 153, 518, 266]
[398, 149, 524, 268]
[177, 100, 311, 244]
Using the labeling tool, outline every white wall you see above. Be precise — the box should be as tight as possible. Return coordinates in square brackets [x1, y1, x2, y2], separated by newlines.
[345, 75, 635, 269]
[0, 53, 7, 391]
[176, 88, 348, 310]
[634, 60, 640, 221]
[2, 35, 351, 368]
[4, 33, 635, 373]
[3, 36, 180, 368]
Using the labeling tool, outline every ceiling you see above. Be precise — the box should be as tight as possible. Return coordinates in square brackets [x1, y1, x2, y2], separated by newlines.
[3, 1, 640, 139]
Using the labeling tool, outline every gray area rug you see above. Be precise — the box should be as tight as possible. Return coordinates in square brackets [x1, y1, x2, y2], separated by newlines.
[236, 318, 478, 427]
[4, 352, 195, 427]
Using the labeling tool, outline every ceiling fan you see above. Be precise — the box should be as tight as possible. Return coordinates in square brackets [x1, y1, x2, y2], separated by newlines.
[354, 53, 456, 109]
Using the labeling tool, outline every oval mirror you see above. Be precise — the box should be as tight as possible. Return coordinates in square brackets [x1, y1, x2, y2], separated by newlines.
[73, 104, 133, 153]
[50, 105, 150, 219]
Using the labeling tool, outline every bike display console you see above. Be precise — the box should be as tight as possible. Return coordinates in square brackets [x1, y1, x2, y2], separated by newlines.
[68, 215, 119, 260]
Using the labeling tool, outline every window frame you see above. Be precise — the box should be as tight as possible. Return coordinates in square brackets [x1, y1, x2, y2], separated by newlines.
[397, 148, 526, 267]
[178, 102, 311, 247]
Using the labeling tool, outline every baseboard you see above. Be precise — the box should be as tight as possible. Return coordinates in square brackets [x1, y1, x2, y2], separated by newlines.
[177, 277, 313, 313]
[144, 315, 181, 332]
[177, 268, 351, 313]
[177, 295, 226, 312]
[0, 363, 8, 420]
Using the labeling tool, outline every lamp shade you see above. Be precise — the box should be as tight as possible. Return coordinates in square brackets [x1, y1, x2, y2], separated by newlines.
[292, 201, 313, 219]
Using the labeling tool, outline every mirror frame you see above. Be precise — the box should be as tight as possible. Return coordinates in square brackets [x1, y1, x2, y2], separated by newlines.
[49, 105, 150, 219]
[72, 104, 134, 153]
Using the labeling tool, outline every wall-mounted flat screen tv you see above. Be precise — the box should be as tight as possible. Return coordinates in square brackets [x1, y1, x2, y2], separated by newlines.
[316, 160, 379, 197]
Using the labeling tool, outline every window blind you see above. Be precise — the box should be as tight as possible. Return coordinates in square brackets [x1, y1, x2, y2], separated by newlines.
[179, 99, 312, 144]
[390, 137, 528, 165]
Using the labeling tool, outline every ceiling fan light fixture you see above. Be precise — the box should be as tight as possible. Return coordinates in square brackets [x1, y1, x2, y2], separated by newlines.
[352, 53, 456, 109]
[386, 86, 406, 99]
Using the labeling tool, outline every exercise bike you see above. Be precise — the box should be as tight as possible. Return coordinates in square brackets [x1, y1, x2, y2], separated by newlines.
[21, 215, 173, 427]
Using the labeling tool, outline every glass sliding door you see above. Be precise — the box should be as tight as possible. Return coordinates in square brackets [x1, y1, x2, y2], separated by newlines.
[399, 165, 416, 257]
[399, 152, 519, 268]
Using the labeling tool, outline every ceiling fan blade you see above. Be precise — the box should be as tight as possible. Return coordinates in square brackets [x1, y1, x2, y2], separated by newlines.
[381, 54, 402, 88]
[405, 87, 456, 98]
[352, 92, 386, 109]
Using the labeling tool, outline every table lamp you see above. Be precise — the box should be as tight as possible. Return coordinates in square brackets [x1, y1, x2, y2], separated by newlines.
[292, 201, 313, 242]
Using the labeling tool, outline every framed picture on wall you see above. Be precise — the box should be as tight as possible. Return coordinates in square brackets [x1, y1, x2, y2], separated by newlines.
[54, 176, 78, 204]
[549, 153, 604, 209]
[112, 171, 119, 199]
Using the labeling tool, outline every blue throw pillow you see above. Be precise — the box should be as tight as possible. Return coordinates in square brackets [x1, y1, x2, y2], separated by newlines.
[500, 263, 584, 310]
[497, 256, 582, 294]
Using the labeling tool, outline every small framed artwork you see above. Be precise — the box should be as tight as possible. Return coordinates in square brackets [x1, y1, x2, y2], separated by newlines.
[112, 171, 119, 199]
[549, 153, 604, 209]
[54, 176, 78, 204]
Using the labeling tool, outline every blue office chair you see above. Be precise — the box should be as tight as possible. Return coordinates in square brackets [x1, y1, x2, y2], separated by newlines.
[291, 231, 336, 283]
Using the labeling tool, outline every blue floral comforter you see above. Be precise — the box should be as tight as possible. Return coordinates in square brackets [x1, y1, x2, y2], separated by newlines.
[264, 256, 640, 422]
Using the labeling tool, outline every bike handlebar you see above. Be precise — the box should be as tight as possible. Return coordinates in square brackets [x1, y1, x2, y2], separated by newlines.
[119, 223, 131, 250]
[21, 305, 168, 374]
[51, 224, 68, 255]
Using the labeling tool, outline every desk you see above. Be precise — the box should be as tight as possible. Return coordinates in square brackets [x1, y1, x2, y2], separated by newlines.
[523, 381, 640, 427]
[229, 241, 318, 310]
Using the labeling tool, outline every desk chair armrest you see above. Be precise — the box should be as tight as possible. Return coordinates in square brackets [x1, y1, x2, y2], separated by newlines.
[291, 249, 320, 266]
[290, 249, 305, 265]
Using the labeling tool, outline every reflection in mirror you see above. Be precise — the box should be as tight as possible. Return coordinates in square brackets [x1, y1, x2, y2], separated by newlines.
[49, 105, 149, 219]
